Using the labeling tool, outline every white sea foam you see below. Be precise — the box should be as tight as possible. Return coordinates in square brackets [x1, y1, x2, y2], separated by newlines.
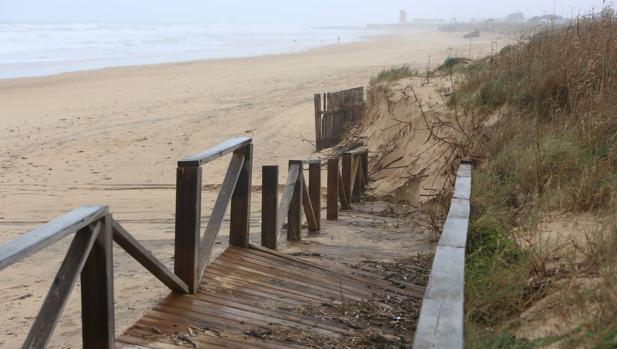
[0, 23, 377, 79]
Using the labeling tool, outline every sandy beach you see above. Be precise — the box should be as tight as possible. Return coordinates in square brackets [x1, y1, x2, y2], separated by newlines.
[0, 28, 501, 348]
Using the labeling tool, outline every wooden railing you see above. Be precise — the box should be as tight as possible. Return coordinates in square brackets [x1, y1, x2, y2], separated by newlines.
[174, 136, 252, 293]
[413, 161, 472, 349]
[260, 147, 369, 249]
[314, 87, 365, 150]
[0, 205, 189, 348]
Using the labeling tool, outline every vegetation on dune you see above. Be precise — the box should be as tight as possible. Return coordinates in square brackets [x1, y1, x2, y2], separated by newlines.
[370, 65, 419, 86]
[444, 9, 617, 348]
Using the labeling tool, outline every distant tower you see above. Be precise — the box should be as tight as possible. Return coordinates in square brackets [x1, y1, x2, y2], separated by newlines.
[399, 10, 408, 24]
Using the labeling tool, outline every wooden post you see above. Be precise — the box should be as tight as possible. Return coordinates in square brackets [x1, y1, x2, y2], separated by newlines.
[261, 165, 278, 250]
[314, 94, 322, 151]
[308, 161, 321, 230]
[81, 214, 115, 349]
[287, 160, 303, 241]
[174, 165, 202, 293]
[327, 158, 338, 220]
[230, 144, 253, 248]
[362, 150, 369, 192]
[342, 153, 353, 208]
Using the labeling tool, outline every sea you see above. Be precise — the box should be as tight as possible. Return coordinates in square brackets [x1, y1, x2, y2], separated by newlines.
[0, 23, 378, 80]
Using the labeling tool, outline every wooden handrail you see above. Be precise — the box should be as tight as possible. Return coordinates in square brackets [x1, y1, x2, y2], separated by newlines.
[413, 161, 472, 349]
[0, 205, 108, 271]
[178, 136, 252, 167]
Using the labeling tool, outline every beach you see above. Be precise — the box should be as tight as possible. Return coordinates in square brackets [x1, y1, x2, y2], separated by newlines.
[0, 28, 501, 347]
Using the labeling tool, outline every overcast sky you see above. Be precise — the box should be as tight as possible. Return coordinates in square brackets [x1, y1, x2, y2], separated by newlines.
[0, 0, 609, 25]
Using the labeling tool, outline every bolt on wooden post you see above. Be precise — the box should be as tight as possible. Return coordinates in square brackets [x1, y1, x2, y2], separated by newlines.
[261, 165, 278, 250]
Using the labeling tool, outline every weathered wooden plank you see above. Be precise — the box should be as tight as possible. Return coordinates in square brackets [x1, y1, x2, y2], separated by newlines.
[413, 297, 464, 349]
[301, 177, 318, 232]
[112, 220, 189, 294]
[261, 166, 279, 250]
[174, 165, 202, 293]
[230, 144, 253, 248]
[81, 214, 115, 349]
[287, 160, 303, 241]
[199, 152, 245, 275]
[447, 198, 470, 220]
[343, 147, 368, 156]
[337, 168, 350, 209]
[0, 205, 108, 271]
[276, 164, 300, 239]
[178, 137, 252, 167]
[438, 217, 469, 249]
[23, 222, 100, 348]
[308, 162, 321, 230]
[453, 174, 472, 199]
[327, 158, 339, 220]
[314, 94, 322, 151]
[423, 245, 465, 301]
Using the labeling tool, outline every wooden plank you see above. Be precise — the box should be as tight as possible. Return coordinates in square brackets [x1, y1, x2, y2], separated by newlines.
[413, 298, 464, 349]
[230, 144, 253, 248]
[81, 214, 115, 349]
[276, 164, 300, 239]
[112, 220, 189, 294]
[199, 153, 246, 275]
[413, 162, 471, 349]
[343, 147, 368, 156]
[361, 150, 369, 187]
[261, 166, 279, 250]
[0, 205, 108, 271]
[308, 162, 321, 230]
[174, 165, 202, 293]
[301, 177, 318, 232]
[327, 158, 338, 220]
[178, 137, 252, 167]
[287, 160, 303, 241]
[23, 222, 100, 348]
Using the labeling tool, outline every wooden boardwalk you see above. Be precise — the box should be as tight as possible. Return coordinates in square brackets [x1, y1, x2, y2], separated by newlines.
[117, 245, 419, 349]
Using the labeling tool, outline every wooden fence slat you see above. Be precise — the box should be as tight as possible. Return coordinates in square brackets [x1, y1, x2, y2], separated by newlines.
[199, 152, 246, 275]
[287, 160, 303, 241]
[337, 169, 350, 210]
[230, 144, 253, 248]
[341, 153, 353, 207]
[23, 223, 100, 349]
[174, 165, 202, 293]
[112, 220, 189, 294]
[81, 214, 115, 349]
[314, 94, 322, 151]
[261, 166, 279, 250]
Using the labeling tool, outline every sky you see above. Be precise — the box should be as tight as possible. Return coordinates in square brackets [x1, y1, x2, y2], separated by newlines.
[0, 0, 609, 26]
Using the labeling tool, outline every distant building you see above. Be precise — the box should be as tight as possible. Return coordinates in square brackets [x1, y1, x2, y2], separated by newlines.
[399, 10, 408, 24]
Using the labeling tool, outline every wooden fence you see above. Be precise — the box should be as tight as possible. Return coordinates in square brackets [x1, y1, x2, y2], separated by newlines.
[261, 147, 369, 249]
[314, 87, 365, 151]
[0, 138, 370, 348]
[413, 161, 472, 349]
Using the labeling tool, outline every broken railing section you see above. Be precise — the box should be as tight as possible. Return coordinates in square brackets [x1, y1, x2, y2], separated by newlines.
[0, 205, 188, 349]
[314, 86, 365, 151]
[260, 147, 369, 250]
[413, 161, 472, 349]
[174, 136, 253, 293]
[261, 160, 321, 250]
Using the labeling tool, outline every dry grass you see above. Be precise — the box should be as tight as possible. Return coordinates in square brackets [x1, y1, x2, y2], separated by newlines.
[448, 8, 617, 347]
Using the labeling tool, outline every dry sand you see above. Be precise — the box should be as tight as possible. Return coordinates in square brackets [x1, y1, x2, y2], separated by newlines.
[0, 29, 502, 348]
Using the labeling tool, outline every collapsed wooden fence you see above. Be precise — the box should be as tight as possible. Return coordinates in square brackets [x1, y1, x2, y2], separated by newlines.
[413, 161, 472, 349]
[0, 137, 370, 348]
[314, 86, 365, 151]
